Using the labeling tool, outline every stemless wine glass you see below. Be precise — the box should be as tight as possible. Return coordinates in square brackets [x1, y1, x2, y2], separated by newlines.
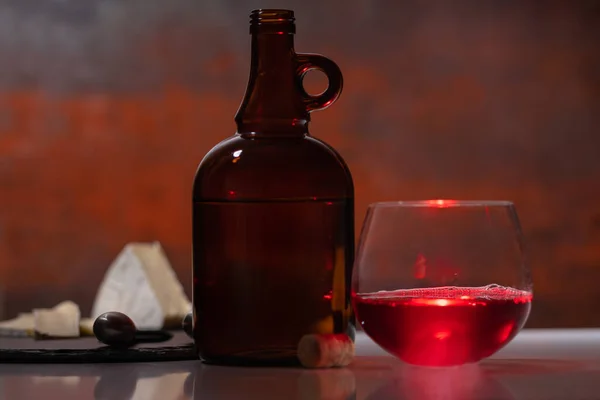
[352, 200, 533, 367]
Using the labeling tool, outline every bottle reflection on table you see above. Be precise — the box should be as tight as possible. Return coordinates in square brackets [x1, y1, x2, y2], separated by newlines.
[191, 365, 356, 400]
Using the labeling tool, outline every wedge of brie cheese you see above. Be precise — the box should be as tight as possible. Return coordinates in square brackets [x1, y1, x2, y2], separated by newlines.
[91, 242, 191, 330]
[33, 301, 81, 338]
[0, 313, 35, 337]
[0, 304, 95, 338]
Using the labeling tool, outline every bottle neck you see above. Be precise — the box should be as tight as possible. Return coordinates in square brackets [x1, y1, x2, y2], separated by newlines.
[235, 32, 309, 136]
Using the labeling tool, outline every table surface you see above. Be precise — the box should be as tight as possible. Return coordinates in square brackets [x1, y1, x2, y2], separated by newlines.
[1, 329, 599, 400]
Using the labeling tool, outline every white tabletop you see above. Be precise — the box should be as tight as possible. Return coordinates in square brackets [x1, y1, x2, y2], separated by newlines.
[1, 329, 599, 400]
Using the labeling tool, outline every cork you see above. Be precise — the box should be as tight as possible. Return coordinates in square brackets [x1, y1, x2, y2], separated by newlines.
[297, 333, 354, 368]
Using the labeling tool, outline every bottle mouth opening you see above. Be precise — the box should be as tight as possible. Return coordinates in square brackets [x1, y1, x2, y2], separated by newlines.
[250, 9, 295, 23]
[250, 9, 295, 34]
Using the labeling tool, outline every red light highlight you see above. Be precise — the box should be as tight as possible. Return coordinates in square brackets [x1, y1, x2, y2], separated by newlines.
[426, 199, 457, 208]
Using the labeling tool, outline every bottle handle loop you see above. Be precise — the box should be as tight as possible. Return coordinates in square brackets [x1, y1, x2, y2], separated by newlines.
[295, 53, 343, 112]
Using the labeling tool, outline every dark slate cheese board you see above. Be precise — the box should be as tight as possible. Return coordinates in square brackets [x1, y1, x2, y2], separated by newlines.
[0, 332, 196, 363]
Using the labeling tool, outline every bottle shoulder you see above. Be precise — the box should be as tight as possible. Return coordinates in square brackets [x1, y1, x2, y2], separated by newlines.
[193, 134, 354, 201]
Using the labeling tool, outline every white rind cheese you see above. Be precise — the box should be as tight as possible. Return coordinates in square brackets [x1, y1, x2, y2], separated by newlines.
[0, 313, 35, 337]
[91, 242, 191, 330]
[33, 301, 81, 338]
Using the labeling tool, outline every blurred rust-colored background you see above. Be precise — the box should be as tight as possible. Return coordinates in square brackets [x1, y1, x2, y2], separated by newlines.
[0, 1, 599, 327]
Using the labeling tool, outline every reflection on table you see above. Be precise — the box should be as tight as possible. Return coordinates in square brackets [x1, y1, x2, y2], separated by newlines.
[0, 331, 599, 400]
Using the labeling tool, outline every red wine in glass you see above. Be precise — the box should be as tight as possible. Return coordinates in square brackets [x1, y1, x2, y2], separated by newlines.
[352, 200, 533, 366]
[353, 285, 532, 367]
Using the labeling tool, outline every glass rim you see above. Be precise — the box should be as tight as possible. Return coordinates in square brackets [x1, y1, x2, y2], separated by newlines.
[368, 200, 515, 208]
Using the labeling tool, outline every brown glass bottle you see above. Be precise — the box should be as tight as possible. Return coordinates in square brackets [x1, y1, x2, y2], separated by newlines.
[192, 9, 354, 366]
